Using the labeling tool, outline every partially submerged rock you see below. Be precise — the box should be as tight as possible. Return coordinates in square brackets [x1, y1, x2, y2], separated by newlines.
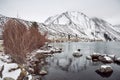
[91, 53, 100, 58]
[99, 56, 113, 63]
[86, 56, 92, 60]
[39, 69, 48, 75]
[107, 55, 116, 60]
[96, 65, 113, 77]
[115, 57, 120, 64]
[91, 53, 100, 61]
[73, 49, 82, 57]
[90, 53, 115, 63]
[73, 53, 82, 57]
[96, 65, 113, 73]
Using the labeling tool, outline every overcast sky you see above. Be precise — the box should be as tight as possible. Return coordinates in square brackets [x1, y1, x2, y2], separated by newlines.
[0, 0, 120, 25]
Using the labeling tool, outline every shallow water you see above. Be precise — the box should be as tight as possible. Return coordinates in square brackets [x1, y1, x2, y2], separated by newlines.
[41, 42, 120, 80]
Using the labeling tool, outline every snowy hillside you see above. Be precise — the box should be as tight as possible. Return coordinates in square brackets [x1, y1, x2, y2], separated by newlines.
[45, 11, 120, 41]
[92, 18, 120, 41]
[0, 11, 120, 41]
[45, 11, 96, 40]
[114, 25, 120, 32]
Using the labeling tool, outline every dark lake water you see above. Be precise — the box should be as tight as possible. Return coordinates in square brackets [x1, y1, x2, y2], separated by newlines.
[41, 42, 120, 80]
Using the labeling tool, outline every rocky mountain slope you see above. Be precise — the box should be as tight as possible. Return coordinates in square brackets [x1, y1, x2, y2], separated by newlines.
[0, 11, 120, 41]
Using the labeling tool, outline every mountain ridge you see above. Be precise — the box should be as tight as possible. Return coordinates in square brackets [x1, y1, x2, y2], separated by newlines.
[0, 11, 120, 41]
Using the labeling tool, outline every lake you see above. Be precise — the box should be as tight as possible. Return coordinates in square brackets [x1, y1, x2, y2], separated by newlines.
[41, 42, 120, 80]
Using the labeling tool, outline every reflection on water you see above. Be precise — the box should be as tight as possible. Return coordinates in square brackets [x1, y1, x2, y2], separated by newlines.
[95, 70, 113, 78]
[42, 42, 120, 80]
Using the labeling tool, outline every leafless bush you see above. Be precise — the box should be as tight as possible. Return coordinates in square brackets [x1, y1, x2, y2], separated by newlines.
[3, 19, 47, 64]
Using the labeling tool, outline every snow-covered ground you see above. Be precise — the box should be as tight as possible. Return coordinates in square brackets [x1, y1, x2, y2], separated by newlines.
[0, 53, 21, 80]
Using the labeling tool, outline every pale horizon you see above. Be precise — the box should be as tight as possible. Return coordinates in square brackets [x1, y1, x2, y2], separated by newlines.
[0, 0, 120, 25]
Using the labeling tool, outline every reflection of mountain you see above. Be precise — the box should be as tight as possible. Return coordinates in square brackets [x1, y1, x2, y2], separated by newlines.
[47, 42, 101, 72]
[57, 58, 72, 71]
[48, 55, 94, 72]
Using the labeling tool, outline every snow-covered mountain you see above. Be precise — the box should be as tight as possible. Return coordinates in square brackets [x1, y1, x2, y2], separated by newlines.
[114, 25, 120, 32]
[45, 11, 95, 40]
[92, 18, 120, 41]
[0, 11, 120, 41]
[45, 11, 120, 41]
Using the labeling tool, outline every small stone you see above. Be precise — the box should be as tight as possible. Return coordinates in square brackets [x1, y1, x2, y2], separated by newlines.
[86, 56, 92, 60]
[32, 75, 41, 80]
[39, 70, 48, 75]
[73, 53, 82, 57]
[73, 50, 82, 57]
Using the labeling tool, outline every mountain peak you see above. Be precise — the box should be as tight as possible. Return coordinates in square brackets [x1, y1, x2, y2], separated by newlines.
[45, 11, 90, 25]
[0, 12, 120, 41]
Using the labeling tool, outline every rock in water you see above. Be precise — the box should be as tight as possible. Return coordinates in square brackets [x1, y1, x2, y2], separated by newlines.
[96, 65, 113, 77]
[73, 49, 82, 57]
[91, 53, 100, 61]
[73, 53, 82, 57]
[96, 65, 113, 73]
[115, 57, 120, 64]
[99, 56, 113, 63]
[107, 55, 116, 60]
[86, 56, 92, 60]
[39, 70, 48, 75]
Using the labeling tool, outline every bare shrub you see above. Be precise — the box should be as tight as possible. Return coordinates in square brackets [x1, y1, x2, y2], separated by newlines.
[3, 19, 47, 64]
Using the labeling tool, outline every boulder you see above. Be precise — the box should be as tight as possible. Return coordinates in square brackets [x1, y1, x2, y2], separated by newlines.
[73, 52, 82, 57]
[73, 49, 82, 57]
[3, 77, 15, 80]
[91, 53, 100, 61]
[96, 65, 113, 77]
[99, 56, 113, 63]
[96, 65, 113, 73]
[115, 57, 120, 64]
[107, 55, 116, 60]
